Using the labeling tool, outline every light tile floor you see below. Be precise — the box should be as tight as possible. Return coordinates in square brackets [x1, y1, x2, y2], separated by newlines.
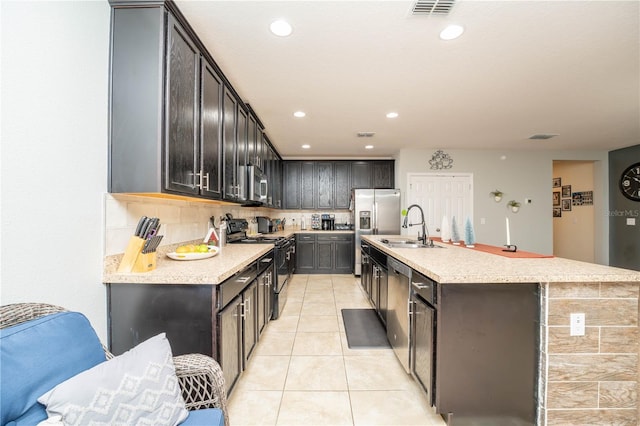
[227, 274, 447, 426]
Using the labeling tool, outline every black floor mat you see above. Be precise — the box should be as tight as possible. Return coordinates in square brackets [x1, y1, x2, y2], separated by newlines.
[341, 308, 390, 349]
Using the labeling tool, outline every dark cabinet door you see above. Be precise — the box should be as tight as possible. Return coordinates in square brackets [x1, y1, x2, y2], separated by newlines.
[283, 161, 301, 209]
[351, 161, 372, 189]
[334, 240, 353, 273]
[222, 88, 238, 200]
[334, 162, 351, 209]
[411, 295, 435, 406]
[236, 105, 247, 201]
[165, 15, 199, 195]
[316, 162, 334, 209]
[200, 60, 222, 198]
[378, 265, 388, 325]
[257, 264, 273, 333]
[296, 235, 316, 272]
[247, 114, 256, 167]
[242, 281, 258, 367]
[361, 251, 372, 299]
[218, 295, 242, 394]
[317, 241, 333, 271]
[301, 162, 315, 209]
[372, 160, 394, 188]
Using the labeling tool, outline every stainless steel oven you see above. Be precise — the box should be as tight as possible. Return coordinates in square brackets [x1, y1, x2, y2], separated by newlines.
[227, 220, 294, 320]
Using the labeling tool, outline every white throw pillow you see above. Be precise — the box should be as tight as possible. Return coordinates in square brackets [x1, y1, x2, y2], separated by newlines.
[38, 333, 188, 426]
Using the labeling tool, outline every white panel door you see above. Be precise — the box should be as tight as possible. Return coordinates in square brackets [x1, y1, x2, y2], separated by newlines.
[406, 173, 473, 240]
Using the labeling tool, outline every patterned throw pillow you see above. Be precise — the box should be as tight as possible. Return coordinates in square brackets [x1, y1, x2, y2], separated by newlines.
[37, 333, 188, 426]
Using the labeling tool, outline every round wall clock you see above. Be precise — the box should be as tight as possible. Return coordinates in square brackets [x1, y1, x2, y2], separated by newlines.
[619, 162, 640, 202]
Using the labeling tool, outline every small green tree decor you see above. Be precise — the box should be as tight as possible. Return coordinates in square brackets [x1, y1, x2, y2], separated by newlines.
[464, 217, 476, 248]
[451, 216, 461, 245]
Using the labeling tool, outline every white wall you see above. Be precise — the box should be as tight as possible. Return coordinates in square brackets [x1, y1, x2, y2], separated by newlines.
[1, 1, 111, 340]
[396, 148, 609, 262]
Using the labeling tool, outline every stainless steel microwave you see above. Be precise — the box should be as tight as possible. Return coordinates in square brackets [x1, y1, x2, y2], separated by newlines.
[247, 165, 268, 204]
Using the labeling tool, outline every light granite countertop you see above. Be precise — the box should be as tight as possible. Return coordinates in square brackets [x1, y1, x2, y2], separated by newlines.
[363, 235, 640, 284]
[103, 230, 353, 285]
[103, 242, 273, 285]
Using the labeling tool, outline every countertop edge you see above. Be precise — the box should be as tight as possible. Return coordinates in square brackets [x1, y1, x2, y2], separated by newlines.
[362, 235, 640, 284]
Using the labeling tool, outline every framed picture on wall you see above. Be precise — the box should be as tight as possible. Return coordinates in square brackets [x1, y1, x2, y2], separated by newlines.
[553, 191, 561, 206]
[562, 199, 572, 211]
[553, 177, 561, 188]
[553, 207, 562, 217]
[562, 185, 572, 198]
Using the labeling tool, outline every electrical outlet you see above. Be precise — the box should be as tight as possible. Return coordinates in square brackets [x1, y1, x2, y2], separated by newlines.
[570, 313, 585, 336]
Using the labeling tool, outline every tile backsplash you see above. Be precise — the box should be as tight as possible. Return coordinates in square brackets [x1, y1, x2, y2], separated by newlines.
[104, 194, 352, 255]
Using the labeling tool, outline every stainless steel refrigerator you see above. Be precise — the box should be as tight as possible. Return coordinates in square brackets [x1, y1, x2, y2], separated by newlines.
[351, 189, 401, 275]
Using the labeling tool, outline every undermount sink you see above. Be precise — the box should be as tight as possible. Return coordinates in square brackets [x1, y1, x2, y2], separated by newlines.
[379, 238, 444, 249]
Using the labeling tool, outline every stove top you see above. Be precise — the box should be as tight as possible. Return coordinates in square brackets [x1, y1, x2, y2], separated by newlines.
[228, 232, 289, 246]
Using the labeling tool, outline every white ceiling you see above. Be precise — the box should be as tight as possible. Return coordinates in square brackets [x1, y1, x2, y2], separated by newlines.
[175, 0, 640, 159]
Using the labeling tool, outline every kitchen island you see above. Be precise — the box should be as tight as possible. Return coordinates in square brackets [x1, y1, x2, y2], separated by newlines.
[362, 235, 640, 426]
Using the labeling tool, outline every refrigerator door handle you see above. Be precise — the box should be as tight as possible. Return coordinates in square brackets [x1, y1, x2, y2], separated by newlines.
[372, 201, 377, 234]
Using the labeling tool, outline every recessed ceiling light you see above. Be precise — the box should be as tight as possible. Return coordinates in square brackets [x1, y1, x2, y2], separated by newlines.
[440, 24, 464, 40]
[365, 145, 374, 150]
[301, 144, 310, 149]
[386, 112, 399, 119]
[293, 111, 306, 118]
[270, 20, 292, 37]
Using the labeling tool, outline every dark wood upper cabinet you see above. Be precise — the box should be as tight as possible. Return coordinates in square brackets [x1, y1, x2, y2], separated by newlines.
[372, 160, 394, 189]
[334, 162, 351, 209]
[316, 162, 334, 209]
[199, 60, 223, 198]
[283, 161, 301, 209]
[351, 161, 372, 189]
[109, 2, 274, 204]
[301, 161, 315, 209]
[282, 160, 394, 210]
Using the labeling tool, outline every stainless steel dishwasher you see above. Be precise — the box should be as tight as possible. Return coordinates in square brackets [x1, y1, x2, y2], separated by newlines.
[386, 257, 411, 373]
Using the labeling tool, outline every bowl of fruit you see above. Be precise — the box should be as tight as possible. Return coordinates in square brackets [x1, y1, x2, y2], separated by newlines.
[166, 243, 219, 261]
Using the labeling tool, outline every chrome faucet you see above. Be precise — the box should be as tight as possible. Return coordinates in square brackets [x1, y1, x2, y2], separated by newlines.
[402, 204, 431, 246]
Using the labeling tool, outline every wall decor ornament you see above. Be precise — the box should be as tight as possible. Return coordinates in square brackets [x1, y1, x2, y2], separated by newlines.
[507, 200, 521, 213]
[429, 150, 453, 170]
[490, 190, 504, 202]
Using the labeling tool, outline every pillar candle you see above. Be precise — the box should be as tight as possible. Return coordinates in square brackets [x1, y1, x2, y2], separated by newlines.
[506, 217, 511, 246]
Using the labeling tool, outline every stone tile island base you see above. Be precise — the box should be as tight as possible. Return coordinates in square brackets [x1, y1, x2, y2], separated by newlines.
[539, 281, 639, 425]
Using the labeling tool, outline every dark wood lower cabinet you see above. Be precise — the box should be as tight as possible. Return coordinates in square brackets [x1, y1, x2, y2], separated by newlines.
[106, 251, 273, 396]
[295, 233, 354, 274]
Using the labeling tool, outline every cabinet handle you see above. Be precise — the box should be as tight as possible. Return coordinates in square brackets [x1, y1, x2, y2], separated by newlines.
[237, 276, 251, 283]
[203, 173, 210, 191]
[195, 172, 203, 190]
[411, 281, 431, 290]
[245, 297, 250, 316]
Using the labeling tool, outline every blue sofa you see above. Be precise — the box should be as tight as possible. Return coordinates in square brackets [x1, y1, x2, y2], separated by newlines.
[0, 303, 227, 426]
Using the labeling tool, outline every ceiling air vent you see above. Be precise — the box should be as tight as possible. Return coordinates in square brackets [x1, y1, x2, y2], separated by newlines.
[412, 0, 456, 16]
[357, 132, 376, 138]
[529, 134, 559, 140]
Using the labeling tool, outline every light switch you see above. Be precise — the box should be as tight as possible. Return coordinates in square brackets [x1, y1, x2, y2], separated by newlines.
[627, 218, 636, 226]
[570, 313, 585, 336]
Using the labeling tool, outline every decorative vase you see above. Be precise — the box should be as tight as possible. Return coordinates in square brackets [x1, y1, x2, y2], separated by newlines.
[440, 216, 451, 242]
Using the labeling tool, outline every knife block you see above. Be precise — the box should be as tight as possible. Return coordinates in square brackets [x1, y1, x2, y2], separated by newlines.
[132, 251, 157, 273]
[117, 236, 156, 273]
